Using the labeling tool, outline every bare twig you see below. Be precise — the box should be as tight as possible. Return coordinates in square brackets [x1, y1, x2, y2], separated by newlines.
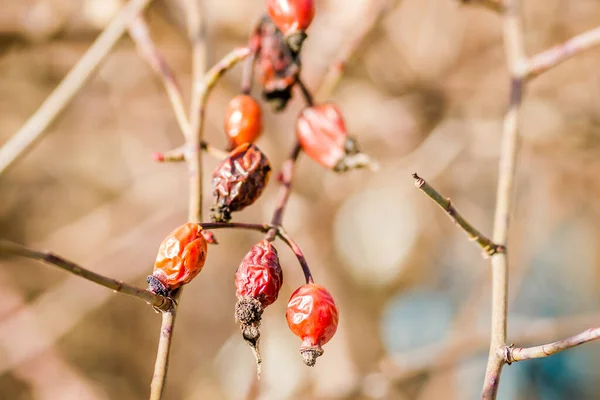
[200, 222, 271, 232]
[186, 46, 251, 223]
[506, 327, 600, 363]
[412, 173, 504, 257]
[0, 0, 153, 176]
[481, 0, 526, 397]
[314, 0, 392, 102]
[128, 15, 227, 161]
[0, 240, 173, 311]
[380, 312, 600, 384]
[527, 26, 600, 80]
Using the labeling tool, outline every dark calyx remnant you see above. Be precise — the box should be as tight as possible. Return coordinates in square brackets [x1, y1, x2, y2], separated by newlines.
[300, 345, 324, 367]
[235, 296, 264, 377]
[146, 275, 169, 297]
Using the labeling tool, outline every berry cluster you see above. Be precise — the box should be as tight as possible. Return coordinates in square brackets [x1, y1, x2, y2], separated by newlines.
[146, 0, 374, 373]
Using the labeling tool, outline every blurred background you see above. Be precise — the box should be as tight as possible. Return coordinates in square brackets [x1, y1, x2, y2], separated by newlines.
[2, 0, 600, 399]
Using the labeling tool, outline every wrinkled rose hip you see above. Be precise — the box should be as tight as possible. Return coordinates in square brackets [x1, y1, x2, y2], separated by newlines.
[147, 222, 208, 296]
[286, 283, 339, 366]
[251, 17, 300, 111]
[211, 143, 271, 222]
[296, 103, 376, 172]
[235, 240, 284, 374]
[224, 94, 263, 149]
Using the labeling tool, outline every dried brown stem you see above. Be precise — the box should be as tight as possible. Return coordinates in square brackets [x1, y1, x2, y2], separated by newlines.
[152, 144, 226, 163]
[413, 173, 504, 257]
[200, 222, 271, 232]
[506, 327, 600, 363]
[527, 26, 600, 80]
[0, 0, 153, 176]
[482, 0, 526, 398]
[0, 240, 173, 312]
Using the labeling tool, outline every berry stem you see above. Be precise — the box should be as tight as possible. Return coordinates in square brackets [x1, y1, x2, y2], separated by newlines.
[277, 229, 314, 284]
[200, 222, 271, 233]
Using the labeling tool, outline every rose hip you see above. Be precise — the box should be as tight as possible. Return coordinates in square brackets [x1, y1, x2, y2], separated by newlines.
[147, 223, 208, 296]
[211, 143, 271, 222]
[224, 94, 263, 149]
[286, 283, 339, 366]
[296, 103, 376, 172]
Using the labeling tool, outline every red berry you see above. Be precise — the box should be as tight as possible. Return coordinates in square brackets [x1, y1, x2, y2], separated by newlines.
[266, 0, 315, 36]
[286, 283, 339, 366]
[225, 94, 263, 149]
[147, 223, 208, 296]
[235, 240, 284, 308]
[296, 103, 376, 172]
[211, 143, 272, 222]
[234, 240, 284, 374]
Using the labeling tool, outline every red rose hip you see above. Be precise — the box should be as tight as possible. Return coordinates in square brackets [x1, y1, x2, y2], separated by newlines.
[266, 0, 314, 50]
[147, 223, 208, 296]
[235, 240, 284, 375]
[225, 94, 263, 149]
[286, 283, 339, 366]
[296, 103, 377, 172]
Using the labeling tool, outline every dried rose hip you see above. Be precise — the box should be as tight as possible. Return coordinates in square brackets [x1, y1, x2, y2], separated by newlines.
[224, 94, 263, 150]
[251, 17, 300, 111]
[147, 223, 208, 296]
[286, 283, 339, 366]
[211, 143, 271, 222]
[235, 240, 283, 374]
[296, 103, 376, 172]
[266, 0, 314, 50]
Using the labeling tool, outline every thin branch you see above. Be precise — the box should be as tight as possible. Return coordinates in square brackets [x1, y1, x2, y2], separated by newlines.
[186, 46, 251, 222]
[506, 327, 600, 363]
[200, 222, 271, 232]
[314, 0, 392, 102]
[0, 0, 153, 176]
[482, 0, 526, 397]
[412, 173, 504, 257]
[128, 16, 227, 161]
[128, 15, 190, 139]
[527, 26, 600, 80]
[0, 240, 173, 312]
[276, 229, 314, 284]
[153, 148, 185, 163]
[149, 288, 182, 400]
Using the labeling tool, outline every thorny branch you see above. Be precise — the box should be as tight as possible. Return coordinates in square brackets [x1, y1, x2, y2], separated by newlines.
[412, 173, 504, 257]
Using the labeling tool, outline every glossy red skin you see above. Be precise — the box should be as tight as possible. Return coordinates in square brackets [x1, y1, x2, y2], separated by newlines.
[225, 95, 263, 149]
[267, 0, 315, 35]
[235, 240, 283, 307]
[152, 223, 208, 290]
[296, 103, 348, 169]
[286, 284, 339, 348]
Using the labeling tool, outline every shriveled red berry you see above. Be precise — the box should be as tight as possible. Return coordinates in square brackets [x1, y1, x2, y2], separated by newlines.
[147, 223, 208, 296]
[225, 94, 262, 149]
[234, 240, 283, 375]
[267, 0, 314, 48]
[286, 283, 339, 366]
[211, 143, 271, 222]
[296, 103, 376, 172]
[251, 17, 300, 111]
